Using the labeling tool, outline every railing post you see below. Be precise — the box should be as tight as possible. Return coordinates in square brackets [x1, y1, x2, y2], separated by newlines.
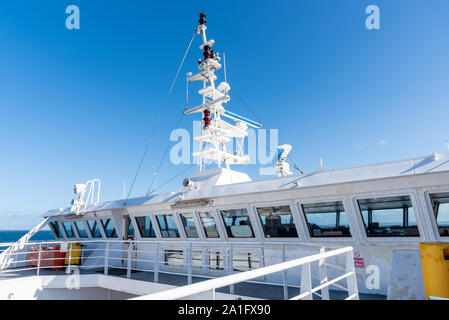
[154, 243, 160, 283]
[345, 250, 359, 300]
[319, 246, 330, 300]
[228, 244, 234, 295]
[104, 242, 109, 275]
[187, 243, 192, 285]
[127, 243, 132, 279]
[212, 288, 216, 300]
[282, 243, 288, 300]
[300, 262, 313, 300]
[37, 243, 42, 276]
[66, 242, 72, 275]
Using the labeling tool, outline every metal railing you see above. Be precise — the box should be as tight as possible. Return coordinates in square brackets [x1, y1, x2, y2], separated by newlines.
[132, 246, 358, 300]
[0, 239, 358, 300]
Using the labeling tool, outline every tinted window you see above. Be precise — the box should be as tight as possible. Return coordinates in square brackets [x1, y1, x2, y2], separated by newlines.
[429, 192, 449, 237]
[180, 213, 199, 238]
[74, 221, 88, 238]
[135, 216, 156, 238]
[62, 222, 75, 238]
[358, 196, 419, 237]
[49, 221, 63, 239]
[220, 209, 254, 238]
[199, 212, 219, 238]
[257, 206, 298, 238]
[302, 201, 351, 237]
[101, 218, 118, 238]
[87, 220, 102, 238]
[156, 215, 180, 238]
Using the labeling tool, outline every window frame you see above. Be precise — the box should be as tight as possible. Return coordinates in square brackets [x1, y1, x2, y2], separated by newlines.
[197, 210, 222, 240]
[255, 204, 300, 239]
[353, 192, 423, 240]
[85, 219, 104, 239]
[425, 189, 449, 239]
[60, 221, 76, 239]
[300, 200, 352, 239]
[155, 213, 182, 239]
[219, 206, 257, 240]
[295, 197, 355, 242]
[49, 220, 64, 239]
[178, 211, 201, 239]
[73, 220, 90, 239]
[134, 215, 157, 239]
[100, 218, 118, 239]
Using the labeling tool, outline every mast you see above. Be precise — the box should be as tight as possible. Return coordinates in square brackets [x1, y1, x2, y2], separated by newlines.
[185, 13, 262, 171]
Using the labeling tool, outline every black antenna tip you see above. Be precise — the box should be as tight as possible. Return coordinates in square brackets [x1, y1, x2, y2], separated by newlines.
[199, 13, 207, 25]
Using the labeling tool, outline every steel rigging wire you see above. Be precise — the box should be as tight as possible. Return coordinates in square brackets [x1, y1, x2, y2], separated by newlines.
[125, 31, 196, 202]
[227, 60, 304, 175]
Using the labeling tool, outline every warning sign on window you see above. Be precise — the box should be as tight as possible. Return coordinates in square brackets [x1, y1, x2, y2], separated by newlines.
[354, 251, 364, 268]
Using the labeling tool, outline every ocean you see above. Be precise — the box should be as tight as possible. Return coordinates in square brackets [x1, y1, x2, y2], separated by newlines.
[0, 230, 55, 243]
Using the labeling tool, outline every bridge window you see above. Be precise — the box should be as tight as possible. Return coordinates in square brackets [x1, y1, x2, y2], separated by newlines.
[199, 212, 219, 238]
[62, 222, 75, 238]
[233, 251, 260, 272]
[257, 205, 298, 238]
[125, 216, 134, 238]
[156, 215, 180, 238]
[180, 213, 199, 238]
[74, 221, 88, 238]
[220, 209, 255, 238]
[86, 220, 102, 238]
[302, 201, 351, 237]
[357, 196, 419, 237]
[135, 216, 156, 238]
[164, 249, 183, 268]
[429, 192, 449, 237]
[101, 218, 118, 238]
[49, 221, 63, 239]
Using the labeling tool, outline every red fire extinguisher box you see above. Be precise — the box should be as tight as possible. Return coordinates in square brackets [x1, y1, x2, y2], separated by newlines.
[29, 246, 66, 271]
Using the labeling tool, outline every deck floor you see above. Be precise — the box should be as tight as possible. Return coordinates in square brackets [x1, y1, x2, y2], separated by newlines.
[0, 267, 386, 300]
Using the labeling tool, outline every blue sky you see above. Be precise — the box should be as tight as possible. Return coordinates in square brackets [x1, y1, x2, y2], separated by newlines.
[0, 0, 448, 229]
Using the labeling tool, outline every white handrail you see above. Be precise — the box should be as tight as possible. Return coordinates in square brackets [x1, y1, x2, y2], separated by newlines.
[0, 239, 359, 300]
[131, 246, 357, 300]
[0, 239, 344, 248]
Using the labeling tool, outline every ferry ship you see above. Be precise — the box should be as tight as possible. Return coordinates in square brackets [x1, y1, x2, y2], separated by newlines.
[0, 13, 448, 300]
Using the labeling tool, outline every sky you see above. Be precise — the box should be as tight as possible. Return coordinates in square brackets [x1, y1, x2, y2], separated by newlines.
[0, 0, 448, 229]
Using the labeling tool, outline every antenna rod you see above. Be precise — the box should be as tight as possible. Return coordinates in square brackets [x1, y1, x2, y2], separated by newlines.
[224, 52, 227, 84]
[186, 72, 192, 110]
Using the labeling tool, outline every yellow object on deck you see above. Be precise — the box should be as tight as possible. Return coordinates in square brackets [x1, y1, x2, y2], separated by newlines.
[419, 242, 449, 299]
[64, 242, 82, 265]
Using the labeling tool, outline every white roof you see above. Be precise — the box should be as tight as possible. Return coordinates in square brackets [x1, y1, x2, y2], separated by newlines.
[43, 152, 449, 217]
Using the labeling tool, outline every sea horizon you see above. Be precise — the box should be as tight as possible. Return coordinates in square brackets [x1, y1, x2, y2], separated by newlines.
[0, 230, 55, 243]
